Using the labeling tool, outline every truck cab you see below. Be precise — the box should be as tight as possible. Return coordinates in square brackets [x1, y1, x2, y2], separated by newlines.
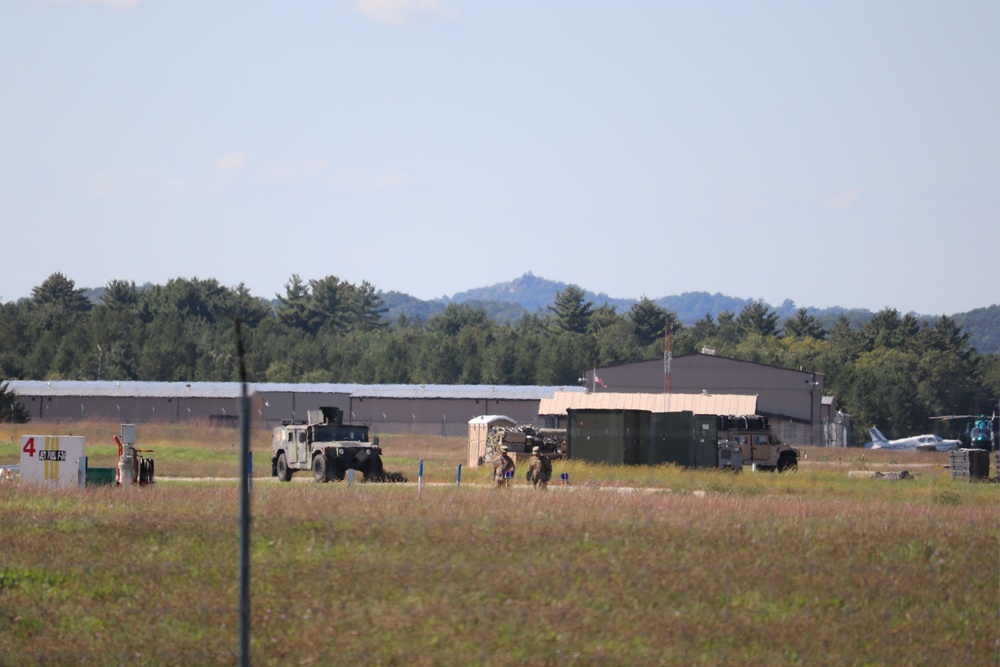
[716, 415, 798, 472]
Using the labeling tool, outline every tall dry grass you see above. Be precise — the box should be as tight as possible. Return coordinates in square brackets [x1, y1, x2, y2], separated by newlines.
[0, 477, 996, 666]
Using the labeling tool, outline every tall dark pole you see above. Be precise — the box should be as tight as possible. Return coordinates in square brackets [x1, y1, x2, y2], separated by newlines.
[808, 373, 817, 446]
[236, 320, 251, 666]
[665, 324, 673, 394]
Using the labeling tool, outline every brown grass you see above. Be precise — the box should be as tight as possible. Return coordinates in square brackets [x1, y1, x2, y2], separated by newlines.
[0, 422, 996, 665]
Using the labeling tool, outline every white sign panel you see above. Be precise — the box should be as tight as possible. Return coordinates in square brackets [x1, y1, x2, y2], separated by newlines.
[20, 436, 86, 487]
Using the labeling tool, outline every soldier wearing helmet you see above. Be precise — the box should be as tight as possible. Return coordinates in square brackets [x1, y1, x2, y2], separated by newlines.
[493, 445, 515, 488]
[526, 445, 552, 490]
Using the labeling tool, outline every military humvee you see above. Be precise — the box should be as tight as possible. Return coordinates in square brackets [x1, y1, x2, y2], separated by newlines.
[716, 415, 798, 472]
[271, 407, 384, 482]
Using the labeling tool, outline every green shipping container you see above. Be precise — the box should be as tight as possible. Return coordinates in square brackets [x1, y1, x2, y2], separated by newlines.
[567, 409, 650, 465]
[570, 409, 720, 469]
[649, 411, 696, 466]
[692, 414, 718, 468]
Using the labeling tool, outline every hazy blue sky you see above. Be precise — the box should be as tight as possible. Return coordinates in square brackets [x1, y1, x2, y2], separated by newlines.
[3, 0, 997, 315]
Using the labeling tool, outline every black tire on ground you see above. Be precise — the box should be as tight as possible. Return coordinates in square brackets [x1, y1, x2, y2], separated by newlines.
[312, 454, 329, 483]
[365, 455, 384, 482]
[276, 453, 293, 482]
[329, 458, 346, 481]
[777, 453, 798, 472]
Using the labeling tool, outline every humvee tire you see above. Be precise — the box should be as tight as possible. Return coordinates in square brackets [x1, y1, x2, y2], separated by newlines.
[276, 453, 293, 482]
[777, 451, 798, 472]
[365, 455, 384, 482]
[312, 454, 329, 483]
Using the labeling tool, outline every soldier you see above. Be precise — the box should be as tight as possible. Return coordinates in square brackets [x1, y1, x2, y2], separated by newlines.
[526, 445, 552, 490]
[493, 445, 515, 488]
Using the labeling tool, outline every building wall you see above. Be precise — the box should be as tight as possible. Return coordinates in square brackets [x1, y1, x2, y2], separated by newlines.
[12, 384, 567, 438]
[256, 391, 352, 425]
[347, 396, 541, 437]
[587, 355, 825, 446]
[18, 394, 244, 424]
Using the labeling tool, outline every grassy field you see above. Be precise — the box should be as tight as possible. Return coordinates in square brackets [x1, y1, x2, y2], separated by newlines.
[0, 420, 997, 665]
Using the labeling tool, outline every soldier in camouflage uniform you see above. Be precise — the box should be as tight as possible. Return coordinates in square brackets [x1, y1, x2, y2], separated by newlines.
[526, 445, 552, 490]
[493, 445, 515, 488]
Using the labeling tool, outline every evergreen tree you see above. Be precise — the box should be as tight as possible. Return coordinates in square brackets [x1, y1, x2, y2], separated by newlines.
[629, 296, 669, 346]
[547, 285, 593, 334]
[0, 381, 29, 422]
[736, 301, 780, 337]
[593, 306, 641, 366]
[715, 311, 741, 347]
[861, 308, 920, 351]
[276, 274, 314, 332]
[227, 283, 270, 329]
[308, 276, 348, 334]
[783, 308, 827, 340]
[31, 273, 92, 314]
[850, 348, 922, 437]
[341, 281, 388, 332]
[101, 279, 140, 312]
[683, 314, 718, 352]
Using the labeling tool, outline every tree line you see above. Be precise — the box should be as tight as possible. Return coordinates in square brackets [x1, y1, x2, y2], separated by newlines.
[2, 273, 998, 444]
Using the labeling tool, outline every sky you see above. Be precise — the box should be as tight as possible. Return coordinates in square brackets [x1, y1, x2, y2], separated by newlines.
[2, 0, 997, 316]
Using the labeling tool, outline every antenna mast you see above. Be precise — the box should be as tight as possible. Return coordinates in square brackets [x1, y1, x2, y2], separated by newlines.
[663, 323, 673, 394]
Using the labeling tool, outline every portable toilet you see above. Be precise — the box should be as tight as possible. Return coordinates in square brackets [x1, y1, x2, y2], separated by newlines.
[468, 415, 517, 467]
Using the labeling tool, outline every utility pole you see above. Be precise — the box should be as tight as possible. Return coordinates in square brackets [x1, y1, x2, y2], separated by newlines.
[236, 320, 251, 667]
[806, 373, 819, 446]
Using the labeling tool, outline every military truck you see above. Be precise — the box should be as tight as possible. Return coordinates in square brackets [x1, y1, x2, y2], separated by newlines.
[271, 407, 384, 482]
[716, 415, 798, 472]
[481, 423, 566, 466]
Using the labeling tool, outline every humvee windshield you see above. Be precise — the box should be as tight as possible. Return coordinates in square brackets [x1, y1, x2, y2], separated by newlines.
[312, 424, 368, 443]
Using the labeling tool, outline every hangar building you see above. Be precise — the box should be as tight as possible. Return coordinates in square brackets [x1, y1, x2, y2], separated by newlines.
[579, 353, 837, 446]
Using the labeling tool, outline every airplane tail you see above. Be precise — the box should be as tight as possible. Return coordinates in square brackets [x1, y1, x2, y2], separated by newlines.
[868, 427, 889, 447]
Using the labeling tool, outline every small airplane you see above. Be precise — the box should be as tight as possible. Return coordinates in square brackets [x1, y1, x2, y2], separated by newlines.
[865, 427, 963, 452]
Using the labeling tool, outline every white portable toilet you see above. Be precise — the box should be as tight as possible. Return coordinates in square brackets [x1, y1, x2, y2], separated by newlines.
[468, 415, 517, 467]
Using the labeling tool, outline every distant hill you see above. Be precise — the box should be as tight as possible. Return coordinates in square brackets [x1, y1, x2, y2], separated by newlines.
[953, 305, 1000, 356]
[443, 272, 756, 321]
[445, 272, 632, 312]
[70, 272, 1000, 354]
[442, 272, 861, 325]
[380, 272, 1000, 354]
[379, 291, 448, 323]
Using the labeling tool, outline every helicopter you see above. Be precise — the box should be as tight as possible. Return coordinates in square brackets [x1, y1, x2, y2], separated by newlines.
[930, 414, 998, 451]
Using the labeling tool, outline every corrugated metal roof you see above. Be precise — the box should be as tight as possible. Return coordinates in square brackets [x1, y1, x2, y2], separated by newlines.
[538, 391, 757, 416]
[7, 380, 245, 399]
[592, 352, 824, 376]
[6, 381, 583, 401]
[252, 383, 362, 394]
[351, 384, 583, 400]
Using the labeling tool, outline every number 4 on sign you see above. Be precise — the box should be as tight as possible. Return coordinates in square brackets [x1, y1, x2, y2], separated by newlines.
[22, 437, 36, 458]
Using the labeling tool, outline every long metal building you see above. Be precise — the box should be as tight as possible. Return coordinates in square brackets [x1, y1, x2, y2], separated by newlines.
[5, 381, 581, 438]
